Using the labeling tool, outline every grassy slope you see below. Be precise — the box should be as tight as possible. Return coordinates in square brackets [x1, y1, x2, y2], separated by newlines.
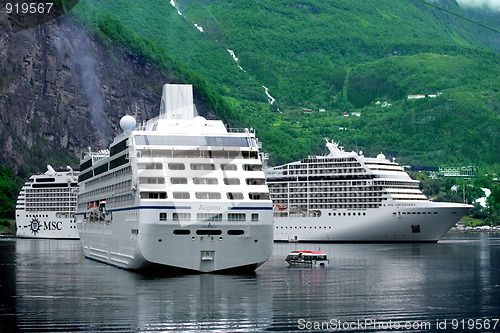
[73, 0, 500, 167]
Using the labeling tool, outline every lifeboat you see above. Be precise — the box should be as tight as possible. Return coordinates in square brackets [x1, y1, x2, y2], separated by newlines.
[285, 250, 329, 267]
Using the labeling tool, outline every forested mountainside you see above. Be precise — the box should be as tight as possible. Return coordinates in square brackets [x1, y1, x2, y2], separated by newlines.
[1, 0, 499, 174]
[68, 0, 499, 167]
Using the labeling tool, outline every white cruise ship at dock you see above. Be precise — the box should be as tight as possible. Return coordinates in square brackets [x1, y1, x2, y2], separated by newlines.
[266, 140, 473, 242]
[76, 84, 273, 272]
[15, 165, 79, 239]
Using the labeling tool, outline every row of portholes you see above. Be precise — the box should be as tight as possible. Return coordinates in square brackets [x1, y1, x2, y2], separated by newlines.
[172, 229, 245, 236]
[328, 212, 366, 217]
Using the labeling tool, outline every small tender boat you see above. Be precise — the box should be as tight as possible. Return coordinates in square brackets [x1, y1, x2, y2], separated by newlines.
[285, 250, 329, 267]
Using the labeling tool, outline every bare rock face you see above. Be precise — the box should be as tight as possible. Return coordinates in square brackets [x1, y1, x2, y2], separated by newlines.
[0, 14, 204, 175]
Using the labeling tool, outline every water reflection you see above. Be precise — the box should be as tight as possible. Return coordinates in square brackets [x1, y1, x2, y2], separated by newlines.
[1, 234, 499, 332]
[10, 239, 273, 331]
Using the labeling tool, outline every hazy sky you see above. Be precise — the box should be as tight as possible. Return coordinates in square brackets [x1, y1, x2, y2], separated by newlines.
[456, 0, 500, 11]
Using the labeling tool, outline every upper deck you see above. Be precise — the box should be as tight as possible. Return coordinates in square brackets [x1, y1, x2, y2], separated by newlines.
[265, 141, 427, 214]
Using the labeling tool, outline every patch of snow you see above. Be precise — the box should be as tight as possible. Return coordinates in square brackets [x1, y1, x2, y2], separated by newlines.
[170, 0, 182, 15]
[263, 86, 276, 105]
[227, 49, 238, 62]
[194, 23, 204, 32]
[227, 49, 246, 72]
[227, 49, 278, 107]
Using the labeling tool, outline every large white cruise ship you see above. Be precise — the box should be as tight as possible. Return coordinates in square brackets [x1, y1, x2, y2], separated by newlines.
[15, 165, 79, 239]
[266, 140, 473, 242]
[75, 84, 273, 272]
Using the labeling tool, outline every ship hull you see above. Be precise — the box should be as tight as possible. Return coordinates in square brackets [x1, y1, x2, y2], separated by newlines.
[77, 207, 273, 272]
[16, 211, 79, 239]
[274, 201, 472, 243]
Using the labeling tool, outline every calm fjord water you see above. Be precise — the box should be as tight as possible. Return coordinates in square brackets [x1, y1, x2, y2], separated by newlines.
[1, 233, 499, 332]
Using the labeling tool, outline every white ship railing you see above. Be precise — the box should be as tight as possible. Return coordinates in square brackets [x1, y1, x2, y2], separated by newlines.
[227, 127, 255, 134]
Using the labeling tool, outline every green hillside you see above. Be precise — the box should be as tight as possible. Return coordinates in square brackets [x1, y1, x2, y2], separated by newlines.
[71, 0, 500, 167]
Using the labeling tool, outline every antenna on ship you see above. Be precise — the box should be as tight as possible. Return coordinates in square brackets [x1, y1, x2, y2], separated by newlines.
[133, 103, 138, 121]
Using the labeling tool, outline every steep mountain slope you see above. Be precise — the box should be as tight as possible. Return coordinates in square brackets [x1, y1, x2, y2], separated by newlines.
[1, 0, 499, 175]
[74, 0, 499, 167]
[0, 13, 213, 178]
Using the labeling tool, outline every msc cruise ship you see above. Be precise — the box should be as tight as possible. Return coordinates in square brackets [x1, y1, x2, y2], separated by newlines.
[16, 165, 79, 239]
[266, 140, 472, 242]
[75, 84, 273, 272]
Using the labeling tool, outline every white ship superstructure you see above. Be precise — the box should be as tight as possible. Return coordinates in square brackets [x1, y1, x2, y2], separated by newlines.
[15, 165, 79, 239]
[266, 140, 472, 242]
[76, 84, 273, 272]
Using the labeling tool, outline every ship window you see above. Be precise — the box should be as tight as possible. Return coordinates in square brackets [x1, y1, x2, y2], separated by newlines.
[227, 230, 244, 235]
[228, 213, 246, 221]
[171, 177, 188, 185]
[243, 164, 262, 171]
[227, 192, 244, 200]
[81, 160, 93, 171]
[159, 212, 167, 221]
[140, 192, 167, 199]
[168, 163, 185, 170]
[224, 178, 240, 185]
[251, 213, 259, 221]
[195, 192, 221, 199]
[139, 177, 165, 184]
[36, 177, 56, 182]
[32, 183, 69, 188]
[138, 163, 163, 170]
[249, 193, 270, 200]
[197, 213, 222, 222]
[206, 150, 240, 159]
[173, 213, 191, 221]
[246, 178, 266, 185]
[196, 229, 222, 236]
[110, 155, 128, 169]
[411, 225, 421, 233]
[193, 177, 218, 185]
[110, 138, 128, 156]
[135, 135, 250, 147]
[221, 164, 237, 171]
[242, 151, 259, 159]
[191, 163, 215, 171]
[173, 192, 190, 199]
[172, 150, 201, 158]
[173, 229, 190, 235]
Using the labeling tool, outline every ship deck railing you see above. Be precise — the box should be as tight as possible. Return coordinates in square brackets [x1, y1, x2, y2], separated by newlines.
[227, 128, 255, 134]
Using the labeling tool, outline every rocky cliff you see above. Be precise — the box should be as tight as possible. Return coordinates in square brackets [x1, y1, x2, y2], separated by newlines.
[0, 13, 211, 177]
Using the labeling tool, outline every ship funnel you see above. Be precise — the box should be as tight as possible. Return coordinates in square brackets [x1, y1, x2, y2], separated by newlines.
[46, 165, 56, 175]
[159, 84, 195, 120]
